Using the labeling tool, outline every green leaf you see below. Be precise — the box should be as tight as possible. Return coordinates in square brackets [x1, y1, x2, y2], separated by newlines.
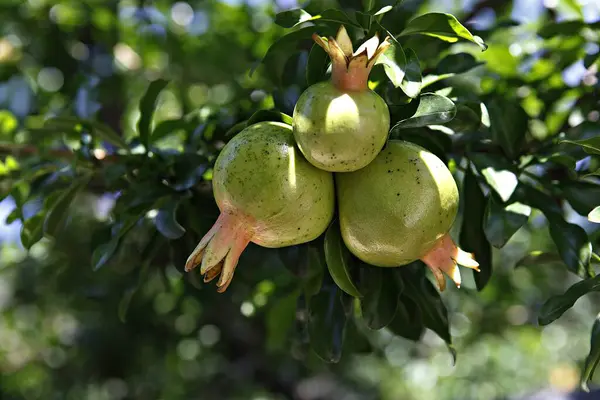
[516, 251, 563, 268]
[92, 215, 141, 270]
[375, 38, 407, 88]
[305, 244, 326, 299]
[358, 267, 401, 330]
[485, 97, 528, 160]
[308, 285, 349, 363]
[581, 315, 600, 392]
[483, 196, 531, 248]
[435, 53, 485, 75]
[548, 219, 593, 278]
[460, 165, 492, 290]
[390, 93, 456, 130]
[138, 79, 169, 149]
[154, 199, 186, 239]
[43, 174, 91, 238]
[20, 215, 44, 250]
[469, 153, 518, 202]
[151, 119, 192, 143]
[589, 207, 600, 223]
[306, 43, 330, 86]
[274, 9, 312, 28]
[401, 265, 453, 351]
[324, 222, 362, 298]
[247, 109, 293, 127]
[398, 13, 487, 51]
[539, 275, 600, 325]
[225, 120, 249, 138]
[399, 48, 422, 98]
[561, 182, 600, 215]
[387, 295, 425, 341]
[538, 20, 584, 38]
[445, 103, 484, 132]
[266, 290, 301, 352]
[562, 137, 600, 156]
[538, 154, 577, 170]
[390, 128, 451, 163]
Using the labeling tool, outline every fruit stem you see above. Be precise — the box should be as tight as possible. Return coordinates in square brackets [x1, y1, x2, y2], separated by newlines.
[185, 211, 254, 293]
[420, 233, 480, 291]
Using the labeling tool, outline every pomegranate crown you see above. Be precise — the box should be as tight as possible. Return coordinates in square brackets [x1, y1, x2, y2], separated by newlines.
[312, 25, 391, 92]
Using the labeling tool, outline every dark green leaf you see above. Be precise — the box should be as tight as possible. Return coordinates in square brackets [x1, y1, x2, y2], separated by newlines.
[561, 182, 600, 215]
[358, 267, 401, 330]
[324, 222, 362, 298]
[398, 13, 487, 51]
[155, 199, 186, 239]
[92, 215, 141, 270]
[516, 251, 563, 268]
[138, 79, 169, 148]
[548, 219, 593, 278]
[375, 39, 407, 88]
[305, 244, 326, 299]
[590, 207, 600, 223]
[247, 109, 293, 127]
[584, 52, 600, 69]
[538, 20, 584, 38]
[390, 93, 456, 130]
[308, 285, 348, 363]
[483, 195, 531, 248]
[446, 103, 483, 132]
[562, 137, 600, 156]
[401, 265, 453, 349]
[225, 120, 249, 137]
[390, 128, 451, 163]
[469, 153, 518, 203]
[460, 165, 492, 290]
[266, 290, 301, 351]
[20, 215, 44, 250]
[485, 97, 528, 160]
[581, 315, 600, 392]
[399, 48, 422, 98]
[387, 295, 425, 341]
[354, 12, 373, 31]
[43, 174, 91, 238]
[306, 43, 330, 86]
[151, 119, 191, 143]
[44, 117, 128, 149]
[435, 53, 485, 74]
[274, 9, 312, 28]
[538, 154, 577, 170]
[539, 275, 600, 325]
[513, 182, 563, 217]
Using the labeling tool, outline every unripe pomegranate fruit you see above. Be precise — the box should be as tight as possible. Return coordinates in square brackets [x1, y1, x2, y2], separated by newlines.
[185, 121, 335, 292]
[293, 26, 391, 172]
[336, 140, 479, 291]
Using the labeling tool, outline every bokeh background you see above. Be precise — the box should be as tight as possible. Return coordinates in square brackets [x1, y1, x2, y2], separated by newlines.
[0, 0, 599, 399]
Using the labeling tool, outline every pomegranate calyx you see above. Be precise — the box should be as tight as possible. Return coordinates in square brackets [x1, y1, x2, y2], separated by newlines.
[312, 25, 391, 92]
[420, 234, 480, 291]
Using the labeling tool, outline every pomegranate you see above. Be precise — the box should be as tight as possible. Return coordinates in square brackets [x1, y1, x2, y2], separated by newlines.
[336, 140, 479, 291]
[292, 26, 391, 172]
[185, 121, 335, 292]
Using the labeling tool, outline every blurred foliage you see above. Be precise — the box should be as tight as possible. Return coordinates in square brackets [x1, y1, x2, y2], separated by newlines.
[0, 0, 599, 399]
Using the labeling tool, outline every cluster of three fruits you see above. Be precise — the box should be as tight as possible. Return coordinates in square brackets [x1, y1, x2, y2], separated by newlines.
[185, 27, 478, 293]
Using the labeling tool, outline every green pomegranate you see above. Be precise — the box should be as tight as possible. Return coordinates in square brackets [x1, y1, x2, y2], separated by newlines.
[292, 26, 391, 172]
[336, 140, 479, 291]
[185, 121, 335, 292]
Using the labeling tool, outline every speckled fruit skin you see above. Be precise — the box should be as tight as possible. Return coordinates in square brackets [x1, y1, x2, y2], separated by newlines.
[213, 121, 335, 247]
[292, 81, 390, 172]
[336, 140, 459, 266]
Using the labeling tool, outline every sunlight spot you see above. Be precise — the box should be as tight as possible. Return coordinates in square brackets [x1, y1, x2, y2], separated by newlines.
[177, 338, 200, 360]
[240, 301, 255, 317]
[171, 2, 194, 27]
[113, 43, 141, 71]
[325, 94, 359, 131]
[198, 325, 220, 347]
[38, 67, 64, 92]
[287, 145, 297, 189]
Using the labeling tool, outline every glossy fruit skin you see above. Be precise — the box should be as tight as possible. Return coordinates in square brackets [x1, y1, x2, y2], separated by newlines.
[213, 121, 335, 247]
[336, 140, 459, 266]
[292, 81, 390, 172]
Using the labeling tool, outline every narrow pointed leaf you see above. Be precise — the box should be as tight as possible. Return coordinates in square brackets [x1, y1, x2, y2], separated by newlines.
[398, 13, 487, 51]
[138, 79, 169, 148]
[306, 43, 330, 86]
[469, 153, 518, 202]
[548, 219, 593, 278]
[485, 98, 528, 159]
[20, 215, 44, 250]
[539, 275, 600, 325]
[44, 174, 91, 237]
[561, 182, 600, 216]
[581, 315, 600, 392]
[484, 196, 531, 248]
[154, 199, 186, 239]
[387, 295, 425, 341]
[274, 9, 312, 28]
[391, 93, 456, 130]
[399, 48, 422, 98]
[562, 137, 600, 156]
[460, 165, 492, 289]
[266, 290, 301, 351]
[324, 222, 362, 298]
[247, 109, 293, 126]
[308, 285, 348, 363]
[358, 267, 401, 330]
[376, 39, 407, 88]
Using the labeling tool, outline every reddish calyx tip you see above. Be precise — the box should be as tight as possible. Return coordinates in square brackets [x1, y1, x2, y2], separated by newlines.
[420, 234, 480, 292]
[185, 212, 253, 293]
[312, 25, 391, 92]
